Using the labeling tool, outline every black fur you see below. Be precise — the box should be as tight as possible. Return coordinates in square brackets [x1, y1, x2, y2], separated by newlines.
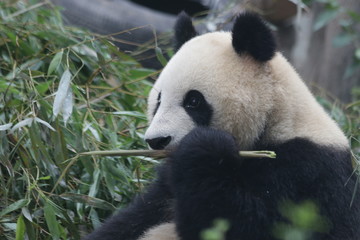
[146, 136, 172, 150]
[83, 164, 174, 240]
[153, 92, 161, 116]
[84, 127, 360, 240]
[174, 11, 197, 52]
[232, 12, 276, 62]
[183, 90, 213, 126]
[130, 0, 209, 16]
[171, 128, 360, 240]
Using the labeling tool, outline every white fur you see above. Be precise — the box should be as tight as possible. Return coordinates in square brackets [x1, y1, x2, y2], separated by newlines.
[264, 53, 348, 148]
[145, 32, 348, 150]
[138, 223, 178, 240]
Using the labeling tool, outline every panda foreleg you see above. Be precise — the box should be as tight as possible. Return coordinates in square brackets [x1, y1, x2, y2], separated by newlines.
[83, 167, 174, 240]
[169, 127, 249, 240]
[169, 127, 360, 240]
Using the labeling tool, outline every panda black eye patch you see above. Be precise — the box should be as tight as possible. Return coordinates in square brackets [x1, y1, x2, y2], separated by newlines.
[183, 90, 213, 126]
[153, 92, 161, 116]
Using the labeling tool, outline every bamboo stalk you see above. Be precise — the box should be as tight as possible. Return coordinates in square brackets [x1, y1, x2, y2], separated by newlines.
[79, 149, 276, 159]
[238, 151, 276, 158]
[79, 149, 168, 158]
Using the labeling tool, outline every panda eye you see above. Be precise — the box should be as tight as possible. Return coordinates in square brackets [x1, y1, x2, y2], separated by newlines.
[186, 96, 200, 108]
[183, 90, 203, 109]
[182, 90, 213, 126]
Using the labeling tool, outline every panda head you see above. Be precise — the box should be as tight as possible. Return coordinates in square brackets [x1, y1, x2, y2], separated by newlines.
[144, 12, 348, 150]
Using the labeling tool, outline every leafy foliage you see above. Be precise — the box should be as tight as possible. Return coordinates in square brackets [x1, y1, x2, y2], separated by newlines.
[0, 1, 157, 239]
[273, 201, 330, 240]
[201, 219, 230, 240]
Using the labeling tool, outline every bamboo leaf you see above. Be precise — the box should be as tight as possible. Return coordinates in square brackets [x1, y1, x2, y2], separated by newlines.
[355, 48, 360, 60]
[21, 207, 33, 222]
[60, 193, 115, 210]
[53, 69, 72, 117]
[89, 168, 101, 198]
[48, 50, 63, 75]
[155, 47, 168, 67]
[44, 202, 61, 240]
[36, 81, 52, 95]
[89, 208, 101, 229]
[129, 68, 155, 80]
[10, 118, 34, 133]
[15, 215, 26, 240]
[84, 123, 101, 141]
[0, 123, 13, 131]
[35, 117, 55, 131]
[113, 111, 147, 120]
[62, 87, 73, 125]
[0, 199, 30, 217]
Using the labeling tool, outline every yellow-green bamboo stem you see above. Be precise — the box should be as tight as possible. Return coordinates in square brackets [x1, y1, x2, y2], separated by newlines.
[79, 149, 276, 159]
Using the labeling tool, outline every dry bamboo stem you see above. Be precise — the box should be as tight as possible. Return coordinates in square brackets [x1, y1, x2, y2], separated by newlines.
[79, 149, 276, 159]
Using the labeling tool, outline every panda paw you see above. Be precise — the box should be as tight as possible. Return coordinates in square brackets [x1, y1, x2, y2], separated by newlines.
[169, 127, 241, 184]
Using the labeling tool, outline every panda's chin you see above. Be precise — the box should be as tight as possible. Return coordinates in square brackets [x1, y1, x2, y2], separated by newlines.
[154, 141, 178, 151]
[145, 140, 176, 152]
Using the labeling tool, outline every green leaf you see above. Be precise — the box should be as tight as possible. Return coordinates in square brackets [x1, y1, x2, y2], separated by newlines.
[201, 219, 230, 240]
[0, 199, 30, 217]
[48, 50, 63, 75]
[53, 69, 72, 117]
[113, 111, 147, 120]
[60, 193, 115, 210]
[89, 208, 101, 229]
[26, 70, 44, 78]
[15, 215, 26, 240]
[129, 68, 155, 80]
[39, 176, 51, 180]
[35, 117, 56, 131]
[355, 48, 360, 60]
[44, 202, 61, 240]
[0, 123, 13, 131]
[96, 52, 106, 65]
[36, 81, 52, 95]
[155, 47, 168, 67]
[89, 168, 101, 198]
[22, 207, 33, 222]
[0, 1, 153, 239]
[348, 10, 360, 22]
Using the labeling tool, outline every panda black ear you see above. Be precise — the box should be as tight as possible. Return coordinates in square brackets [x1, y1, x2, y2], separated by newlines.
[174, 11, 197, 52]
[232, 12, 276, 62]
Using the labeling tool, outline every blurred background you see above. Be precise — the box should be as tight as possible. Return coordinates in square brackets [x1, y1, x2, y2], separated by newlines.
[51, 0, 360, 102]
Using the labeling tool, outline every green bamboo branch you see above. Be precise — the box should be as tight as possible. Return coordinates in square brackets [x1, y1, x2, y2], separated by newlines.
[79, 149, 276, 159]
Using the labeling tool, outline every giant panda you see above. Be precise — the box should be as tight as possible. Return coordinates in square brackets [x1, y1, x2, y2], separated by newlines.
[84, 12, 360, 240]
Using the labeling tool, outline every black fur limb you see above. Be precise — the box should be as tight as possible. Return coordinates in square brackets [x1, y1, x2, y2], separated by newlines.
[82, 165, 174, 240]
[170, 127, 360, 240]
[232, 12, 276, 62]
[174, 11, 197, 52]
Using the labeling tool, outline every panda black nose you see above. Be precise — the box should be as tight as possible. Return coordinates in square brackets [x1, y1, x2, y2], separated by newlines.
[146, 136, 172, 150]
